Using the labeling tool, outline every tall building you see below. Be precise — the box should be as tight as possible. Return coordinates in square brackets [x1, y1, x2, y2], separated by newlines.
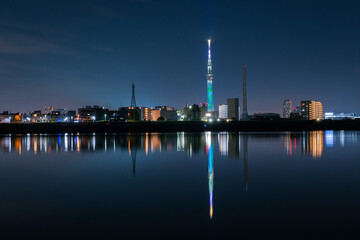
[282, 99, 292, 118]
[241, 65, 248, 120]
[227, 98, 239, 120]
[218, 104, 228, 119]
[206, 39, 214, 112]
[301, 100, 323, 120]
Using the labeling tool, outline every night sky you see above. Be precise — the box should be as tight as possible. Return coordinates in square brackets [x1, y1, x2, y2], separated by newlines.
[1, 0, 360, 114]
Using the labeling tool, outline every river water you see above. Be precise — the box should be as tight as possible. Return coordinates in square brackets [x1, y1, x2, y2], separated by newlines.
[0, 131, 359, 239]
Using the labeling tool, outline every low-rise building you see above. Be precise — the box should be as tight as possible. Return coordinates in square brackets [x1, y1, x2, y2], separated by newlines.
[161, 110, 178, 121]
[324, 112, 360, 120]
[252, 113, 281, 120]
[31, 111, 42, 123]
[78, 105, 107, 122]
[0, 111, 11, 123]
[155, 106, 174, 111]
[150, 109, 161, 121]
[66, 110, 77, 122]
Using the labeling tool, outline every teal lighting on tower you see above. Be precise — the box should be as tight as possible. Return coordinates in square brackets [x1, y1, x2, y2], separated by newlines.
[207, 39, 214, 112]
[206, 132, 214, 219]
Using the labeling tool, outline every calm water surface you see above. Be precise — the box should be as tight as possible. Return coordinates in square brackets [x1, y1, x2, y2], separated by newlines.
[0, 131, 359, 239]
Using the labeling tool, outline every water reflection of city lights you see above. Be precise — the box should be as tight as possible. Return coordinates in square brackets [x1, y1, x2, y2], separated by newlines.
[340, 130, 345, 147]
[3, 131, 360, 222]
[301, 131, 323, 159]
[0, 131, 357, 159]
[218, 132, 228, 156]
[325, 131, 334, 148]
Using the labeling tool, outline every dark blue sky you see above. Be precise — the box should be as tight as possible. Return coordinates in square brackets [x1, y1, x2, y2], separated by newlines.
[1, 0, 359, 114]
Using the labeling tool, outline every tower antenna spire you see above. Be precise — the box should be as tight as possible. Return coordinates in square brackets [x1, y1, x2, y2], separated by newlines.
[208, 39, 211, 60]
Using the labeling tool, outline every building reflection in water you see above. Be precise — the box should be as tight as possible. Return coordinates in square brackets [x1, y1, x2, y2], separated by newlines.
[284, 131, 323, 158]
[177, 132, 185, 152]
[281, 130, 356, 159]
[242, 134, 248, 192]
[340, 130, 345, 147]
[206, 132, 214, 220]
[301, 131, 323, 159]
[0, 133, 198, 155]
[3, 131, 360, 221]
[3, 131, 358, 159]
[228, 134, 240, 158]
[128, 134, 139, 176]
[325, 130, 334, 148]
[218, 132, 228, 156]
[284, 134, 293, 156]
[8, 131, 360, 218]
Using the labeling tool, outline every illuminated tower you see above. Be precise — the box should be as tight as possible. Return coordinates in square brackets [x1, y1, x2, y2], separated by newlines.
[131, 83, 136, 108]
[241, 65, 248, 120]
[206, 39, 214, 112]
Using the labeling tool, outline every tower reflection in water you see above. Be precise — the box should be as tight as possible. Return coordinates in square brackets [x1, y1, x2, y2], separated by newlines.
[205, 132, 248, 219]
[206, 132, 214, 219]
[242, 134, 248, 192]
[128, 134, 139, 176]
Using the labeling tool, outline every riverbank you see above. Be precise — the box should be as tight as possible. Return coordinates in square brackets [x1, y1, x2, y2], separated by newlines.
[0, 119, 360, 134]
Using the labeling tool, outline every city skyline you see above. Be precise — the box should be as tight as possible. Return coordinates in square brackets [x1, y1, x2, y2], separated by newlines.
[1, 1, 360, 114]
[2, 1, 360, 238]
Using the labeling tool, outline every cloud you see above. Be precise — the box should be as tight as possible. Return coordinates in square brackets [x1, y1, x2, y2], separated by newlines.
[0, 32, 73, 55]
[87, 0, 154, 18]
[0, 21, 80, 40]
[0, 68, 13, 76]
[0, 20, 78, 56]
[354, 67, 360, 73]
[87, 3, 122, 18]
[92, 45, 114, 52]
[0, 59, 23, 76]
